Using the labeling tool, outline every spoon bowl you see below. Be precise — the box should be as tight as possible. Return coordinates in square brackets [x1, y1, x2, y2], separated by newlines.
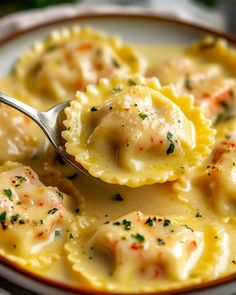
[0, 91, 89, 176]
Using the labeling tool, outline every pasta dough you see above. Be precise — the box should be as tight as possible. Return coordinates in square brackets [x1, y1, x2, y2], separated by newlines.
[0, 162, 76, 269]
[65, 212, 228, 292]
[13, 27, 147, 102]
[63, 75, 215, 186]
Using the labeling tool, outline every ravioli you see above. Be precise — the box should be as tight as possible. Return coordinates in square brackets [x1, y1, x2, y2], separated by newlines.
[147, 38, 236, 124]
[65, 212, 228, 292]
[0, 104, 45, 164]
[63, 75, 215, 186]
[0, 162, 76, 269]
[13, 26, 147, 102]
[206, 139, 236, 216]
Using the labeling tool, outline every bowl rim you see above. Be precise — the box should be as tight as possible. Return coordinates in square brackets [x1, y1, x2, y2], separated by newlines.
[0, 9, 236, 295]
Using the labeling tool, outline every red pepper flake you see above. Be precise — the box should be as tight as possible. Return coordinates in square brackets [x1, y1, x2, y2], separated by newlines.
[189, 240, 197, 249]
[139, 147, 144, 151]
[203, 92, 211, 99]
[159, 140, 163, 145]
[153, 267, 161, 279]
[77, 43, 93, 51]
[37, 201, 44, 207]
[131, 243, 140, 250]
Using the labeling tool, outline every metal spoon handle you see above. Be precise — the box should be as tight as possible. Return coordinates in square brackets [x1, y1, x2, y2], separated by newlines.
[0, 91, 40, 124]
[0, 91, 85, 175]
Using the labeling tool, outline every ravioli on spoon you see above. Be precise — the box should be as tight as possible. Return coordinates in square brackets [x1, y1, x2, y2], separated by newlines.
[62, 75, 215, 187]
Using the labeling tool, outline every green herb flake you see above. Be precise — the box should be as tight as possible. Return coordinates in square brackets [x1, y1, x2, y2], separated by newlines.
[157, 238, 165, 246]
[122, 219, 132, 231]
[11, 214, 20, 223]
[183, 224, 194, 232]
[112, 193, 124, 201]
[127, 79, 136, 86]
[139, 113, 148, 120]
[167, 132, 174, 142]
[145, 216, 157, 227]
[0, 211, 6, 223]
[56, 191, 64, 199]
[195, 210, 202, 218]
[113, 221, 121, 226]
[3, 189, 13, 201]
[112, 87, 122, 93]
[69, 233, 74, 240]
[40, 219, 44, 225]
[166, 143, 175, 155]
[219, 100, 229, 110]
[90, 106, 98, 112]
[131, 233, 145, 243]
[48, 208, 58, 215]
[47, 44, 58, 52]
[55, 230, 61, 237]
[185, 75, 193, 91]
[163, 218, 171, 227]
[111, 58, 120, 68]
[15, 176, 27, 183]
[75, 208, 80, 214]
[214, 113, 224, 125]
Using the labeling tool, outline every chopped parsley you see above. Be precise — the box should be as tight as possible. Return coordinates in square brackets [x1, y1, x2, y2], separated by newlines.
[90, 106, 98, 112]
[195, 210, 202, 218]
[122, 219, 132, 230]
[75, 208, 80, 214]
[219, 100, 229, 110]
[131, 233, 145, 243]
[56, 191, 64, 199]
[112, 193, 124, 201]
[214, 113, 224, 125]
[183, 224, 194, 232]
[127, 79, 136, 86]
[145, 216, 157, 227]
[163, 218, 171, 227]
[47, 44, 58, 52]
[157, 238, 165, 246]
[113, 221, 121, 226]
[15, 176, 27, 183]
[166, 132, 175, 155]
[11, 214, 20, 223]
[48, 208, 58, 215]
[111, 58, 120, 68]
[167, 132, 174, 142]
[55, 230, 61, 237]
[139, 113, 148, 120]
[112, 87, 122, 93]
[185, 75, 193, 91]
[3, 188, 13, 201]
[166, 143, 175, 155]
[0, 211, 6, 223]
[69, 233, 74, 240]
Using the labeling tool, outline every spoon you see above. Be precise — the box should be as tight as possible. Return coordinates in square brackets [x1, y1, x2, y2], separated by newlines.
[0, 91, 88, 176]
